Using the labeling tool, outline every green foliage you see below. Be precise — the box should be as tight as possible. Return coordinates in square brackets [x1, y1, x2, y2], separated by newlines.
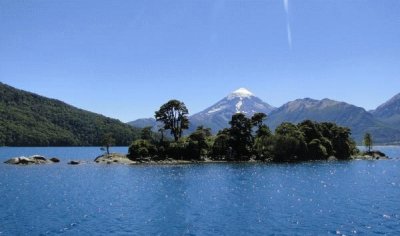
[228, 113, 253, 161]
[187, 126, 212, 160]
[300, 121, 356, 160]
[155, 99, 189, 141]
[307, 139, 328, 160]
[128, 139, 157, 160]
[253, 134, 274, 161]
[101, 133, 115, 155]
[0, 83, 141, 146]
[166, 139, 189, 160]
[140, 126, 155, 142]
[363, 133, 373, 152]
[272, 134, 307, 162]
[211, 129, 230, 160]
[272, 123, 308, 162]
[251, 112, 267, 128]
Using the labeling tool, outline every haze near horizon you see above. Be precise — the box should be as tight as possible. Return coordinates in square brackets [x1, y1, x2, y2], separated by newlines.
[1, 0, 399, 122]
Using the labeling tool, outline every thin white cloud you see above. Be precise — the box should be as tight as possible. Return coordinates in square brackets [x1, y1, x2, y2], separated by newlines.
[283, 0, 289, 14]
[287, 22, 292, 49]
[283, 0, 292, 49]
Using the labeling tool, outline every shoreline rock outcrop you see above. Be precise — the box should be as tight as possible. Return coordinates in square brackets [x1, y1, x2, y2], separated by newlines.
[352, 150, 389, 160]
[4, 155, 60, 165]
[95, 153, 135, 165]
[67, 160, 82, 165]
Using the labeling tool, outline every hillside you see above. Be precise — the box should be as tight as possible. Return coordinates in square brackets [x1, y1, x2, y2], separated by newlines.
[128, 118, 157, 129]
[0, 82, 140, 146]
[372, 93, 400, 128]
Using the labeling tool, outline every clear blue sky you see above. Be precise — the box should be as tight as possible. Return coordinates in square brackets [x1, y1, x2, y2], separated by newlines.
[1, 0, 399, 122]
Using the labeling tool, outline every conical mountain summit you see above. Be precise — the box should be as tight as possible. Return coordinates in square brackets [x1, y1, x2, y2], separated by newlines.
[189, 88, 275, 132]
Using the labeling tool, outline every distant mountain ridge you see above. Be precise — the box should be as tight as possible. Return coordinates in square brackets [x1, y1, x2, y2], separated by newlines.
[129, 89, 400, 144]
[0, 82, 140, 146]
[266, 98, 400, 144]
[371, 93, 400, 128]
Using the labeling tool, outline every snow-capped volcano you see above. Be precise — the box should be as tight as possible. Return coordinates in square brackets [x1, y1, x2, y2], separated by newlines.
[190, 88, 275, 133]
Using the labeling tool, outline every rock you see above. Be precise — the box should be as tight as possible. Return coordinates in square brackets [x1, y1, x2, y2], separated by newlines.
[50, 157, 60, 163]
[94, 153, 133, 165]
[352, 150, 389, 160]
[18, 157, 36, 164]
[4, 157, 21, 164]
[68, 161, 81, 165]
[32, 155, 46, 161]
[327, 156, 338, 161]
[4, 155, 60, 165]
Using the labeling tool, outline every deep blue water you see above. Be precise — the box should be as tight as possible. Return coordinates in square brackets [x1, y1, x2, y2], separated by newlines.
[0, 147, 399, 235]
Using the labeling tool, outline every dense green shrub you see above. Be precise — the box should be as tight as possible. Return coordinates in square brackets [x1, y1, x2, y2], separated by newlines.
[128, 139, 157, 160]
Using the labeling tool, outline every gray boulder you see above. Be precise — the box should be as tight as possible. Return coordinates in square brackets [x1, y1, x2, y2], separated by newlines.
[68, 160, 81, 165]
[50, 158, 60, 163]
[4, 157, 22, 165]
[4, 155, 60, 165]
[32, 155, 47, 161]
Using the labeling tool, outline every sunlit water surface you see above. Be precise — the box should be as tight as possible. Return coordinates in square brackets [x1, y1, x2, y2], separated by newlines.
[0, 146, 399, 235]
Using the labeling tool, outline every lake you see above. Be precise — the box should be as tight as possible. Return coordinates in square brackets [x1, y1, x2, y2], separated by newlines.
[0, 146, 399, 235]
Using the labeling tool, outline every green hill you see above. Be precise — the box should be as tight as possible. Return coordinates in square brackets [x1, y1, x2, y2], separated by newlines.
[0, 82, 140, 146]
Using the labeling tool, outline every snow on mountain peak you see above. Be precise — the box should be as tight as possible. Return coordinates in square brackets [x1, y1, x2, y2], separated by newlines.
[228, 88, 254, 99]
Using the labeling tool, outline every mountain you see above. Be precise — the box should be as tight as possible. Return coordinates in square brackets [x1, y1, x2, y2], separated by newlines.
[372, 93, 400, 127]
[128, 89, 400, 144]
[0, 82, 141, 146]
[266, 98, 400, 144]
[128, 118, 157, 129]
[128, 88, 275, 133]
[189, 88, 275, 132]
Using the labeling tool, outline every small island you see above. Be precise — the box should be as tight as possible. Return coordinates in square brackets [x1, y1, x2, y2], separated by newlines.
[93, 100, 389, 165]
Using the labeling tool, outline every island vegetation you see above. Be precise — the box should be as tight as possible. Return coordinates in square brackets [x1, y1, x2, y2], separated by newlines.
[126, 99, 361, 163]
[4, 98, 389, 165]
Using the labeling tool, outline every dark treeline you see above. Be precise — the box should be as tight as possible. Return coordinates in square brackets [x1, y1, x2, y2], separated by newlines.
[128, 100, 358, 162]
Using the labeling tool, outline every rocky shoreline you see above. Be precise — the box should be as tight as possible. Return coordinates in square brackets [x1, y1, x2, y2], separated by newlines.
[4, 151, 390, 166]
[351, 150, 389, 160]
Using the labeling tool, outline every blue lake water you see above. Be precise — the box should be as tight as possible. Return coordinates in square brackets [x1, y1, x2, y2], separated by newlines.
[0, 146, 399, 235]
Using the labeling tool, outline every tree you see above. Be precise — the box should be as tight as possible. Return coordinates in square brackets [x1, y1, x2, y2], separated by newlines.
[298, 120, 322, 144]
[254, 134, 274, 161]
[251, 112, 267, 128]
[251, 112, 271, 138]
[364, 133, 373, 152]
[187, 126, 212, 160]
[229, 113, 253, 161]
[128, 139, 157, 161]
[212, 129, 230, 160]
[155, 100, 189, 141]
[101, 133, 115, 155]
[141, 126, 154, 142]
[273, 122, 308, 162]
[330, 126, 356, 159]
[158, 127, 165, 143]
